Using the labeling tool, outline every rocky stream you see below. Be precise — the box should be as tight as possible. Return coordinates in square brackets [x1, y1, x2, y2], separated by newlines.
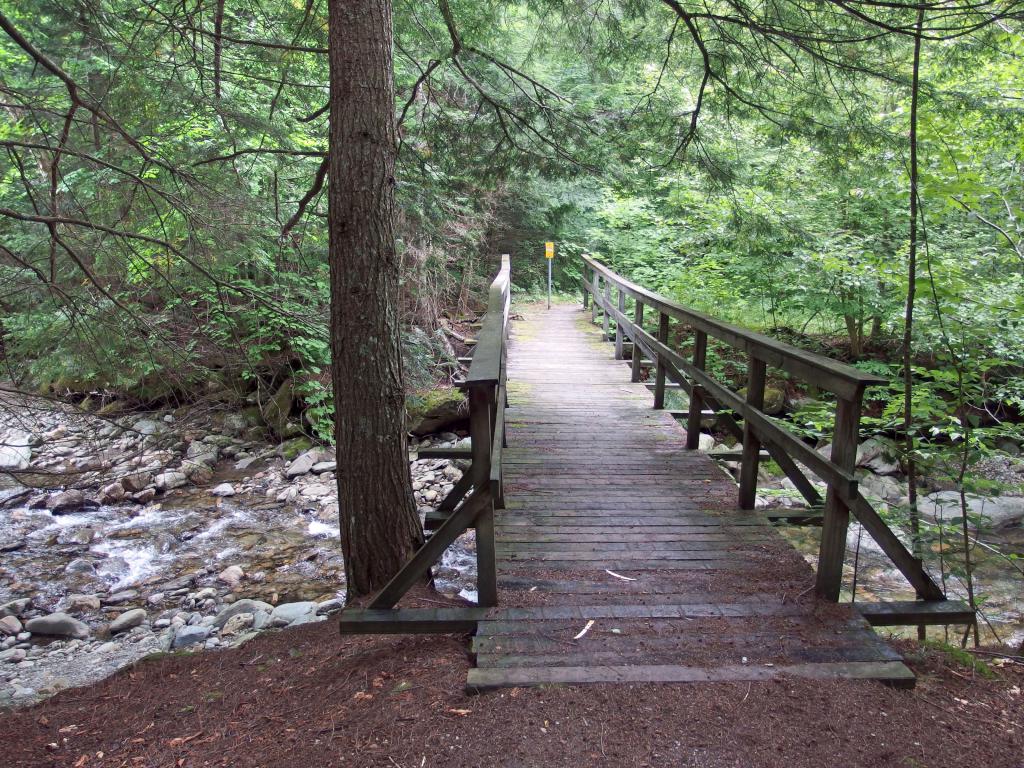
[0, 392, 1021, 710]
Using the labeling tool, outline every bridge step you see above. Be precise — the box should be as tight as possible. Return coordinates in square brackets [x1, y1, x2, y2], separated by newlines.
[856, 600, 975, 627]
[466, 661, 916, 692]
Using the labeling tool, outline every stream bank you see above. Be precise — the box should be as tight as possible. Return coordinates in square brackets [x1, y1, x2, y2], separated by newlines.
[0, 393, 476, 708]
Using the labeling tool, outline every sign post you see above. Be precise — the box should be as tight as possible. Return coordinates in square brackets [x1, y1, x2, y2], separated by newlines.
[545, 241, 554, 309]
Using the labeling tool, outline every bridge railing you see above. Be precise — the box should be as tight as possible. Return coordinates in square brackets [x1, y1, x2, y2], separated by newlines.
[362, 254, 511, 611]
[581, 254, 944, 604]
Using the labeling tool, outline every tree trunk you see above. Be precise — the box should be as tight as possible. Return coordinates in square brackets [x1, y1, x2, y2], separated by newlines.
[327, 0, 424, 599]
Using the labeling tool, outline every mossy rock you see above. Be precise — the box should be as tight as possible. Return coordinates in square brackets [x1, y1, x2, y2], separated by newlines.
[738, 386, 786, 416]
[407, 387, 468, 436]
[280, 436, 313, 460]
[263, 380, 294, 436]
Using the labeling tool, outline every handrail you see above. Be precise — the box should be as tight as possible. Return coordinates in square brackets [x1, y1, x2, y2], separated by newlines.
[467, 254, 511, 385]
[366, 254, 511, 610]
[581, 254, 943, 604]
[583, 254, 885, 400]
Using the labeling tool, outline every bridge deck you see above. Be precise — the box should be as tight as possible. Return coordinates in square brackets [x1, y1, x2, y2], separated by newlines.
[466, 303, 913, 690]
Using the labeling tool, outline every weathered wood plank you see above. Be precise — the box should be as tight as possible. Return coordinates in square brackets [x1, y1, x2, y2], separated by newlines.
[466, 661, 915, 692]
[856, 600, 974, 627]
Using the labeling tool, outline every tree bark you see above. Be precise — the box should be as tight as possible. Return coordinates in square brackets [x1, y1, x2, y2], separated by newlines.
[327, 0, 424, 599]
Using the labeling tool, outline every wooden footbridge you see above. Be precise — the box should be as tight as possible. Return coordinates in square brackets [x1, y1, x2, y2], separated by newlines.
[340, 255, 973, 691]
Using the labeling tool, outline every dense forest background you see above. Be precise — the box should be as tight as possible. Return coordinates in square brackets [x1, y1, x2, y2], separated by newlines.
[1, 0, 1022, 497]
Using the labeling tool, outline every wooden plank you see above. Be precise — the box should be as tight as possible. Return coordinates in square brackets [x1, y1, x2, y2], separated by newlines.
[856, 600, 974, 627]
[339, 607, 487, 634]
[466, 661, 915, 692]
[415, 447, 472, 459]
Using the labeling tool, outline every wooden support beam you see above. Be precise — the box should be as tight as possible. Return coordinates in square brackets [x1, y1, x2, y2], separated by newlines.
[339, 607, 487, 634]
[615, 288, 626, 359]
[856, 600, 974, 627]
[653, 312, 669, 410]
[631, 301, 645, 383]
[368, 490, 493, 609]
[816, 396, 860, 601]
[738, 355, 767, 509]
[415, 447, 471, 460]
[686, 330, 708, 450]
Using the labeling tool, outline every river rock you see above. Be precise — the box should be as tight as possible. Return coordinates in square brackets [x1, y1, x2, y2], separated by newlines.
[218, 565, 244, 587]
[171, 625, 210, 649]
[132, 418, 165, 436]
[921, 491, 1024, 528]
[0, 616, 22, 636]
[269, 601, 317, 627]
[213, 599, 274, 629]
[311, 461, 337, 474]
[697, 433, 716, 452]
[25, 613, 90, 639]
[103, 589, 139, 605]
[285, 449, 320, 478]
[121, 471, 152, 493]
[0, 648, 27, 663]
[47, 489, 97, 514]
[109, 608, 147, 634]
[316, 598, 345, 615]
[0, 430, 32, 469]
[64, 594, 101, 612]
[155, 471, 188, 491]
[211, 483, 235, 497]
[220, 612, 253, 636]
[99, 481, 126, 503]
[301, 483, 331, 499]
[0, 598, 31, 618]
[132, 488, 157, 503]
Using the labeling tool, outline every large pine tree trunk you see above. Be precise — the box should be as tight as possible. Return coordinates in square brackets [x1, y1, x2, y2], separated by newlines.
[327, 0, 424, 599]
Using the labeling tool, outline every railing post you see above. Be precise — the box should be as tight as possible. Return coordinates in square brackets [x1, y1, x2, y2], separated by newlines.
[602, 279, 612, 341]
[591, 271, 600, 324]
[738, 355, 766, 509]
[630, 301, 645, 382]
[614, 288, 626, 359]
[653, 312, 669, 409]
[685, 330, 708, 449]
[469, 384, 498, 607]
[815, 394, 862, 601]
[581, 258, 590, 310]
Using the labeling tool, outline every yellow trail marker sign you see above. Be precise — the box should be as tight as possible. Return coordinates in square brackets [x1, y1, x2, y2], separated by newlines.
[545, 241, 554, 259]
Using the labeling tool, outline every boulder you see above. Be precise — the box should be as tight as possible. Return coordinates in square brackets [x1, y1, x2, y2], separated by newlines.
[285, 449, 322, 478]
[220, 612, 254, 636]
[264, 380, 294, 436]
[0, 598, 31, 618]
[0, 430, 32, 470]
[99, 482, 126, 504]
[47, 490, 97, 514]
[211, 483, 236, 497]
[921, 491, 1024, 528]
[311, 461, 337, 474]
[171, 625, 210, 649]
[109, 608, 147, 634]
[131, 488, 157, 504]
[217, 565, 245, 587]
[154, 471, 188, 491]
[269, 601, 317, 627]
[762, 387, 786, 416]
[407, 388, 468, 435]
[213, 599, 274, 629]
[132, 418, 165, 436]
[121, 471, 153, 493]
[25, 612, 90, 639]
[697, 433, 716, 452]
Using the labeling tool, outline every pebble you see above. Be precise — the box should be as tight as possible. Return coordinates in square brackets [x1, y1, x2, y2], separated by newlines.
[171, 625, 210, 649]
